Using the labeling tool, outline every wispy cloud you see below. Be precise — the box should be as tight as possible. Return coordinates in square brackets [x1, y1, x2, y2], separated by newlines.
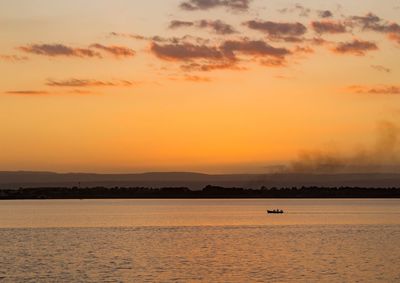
[5, 90, 49, 95]
[46, 78, 135, 87]
[150, 42, 224, 61]
[169, 20, 236, 35]
[90, 44, 135, 58]
[333, 39, 378, 56]
[311, 21, 347, 34]
[351, 13, 400, 44]
[18, 43, 135, 59]
[19, 44, 101, 58]
[318, 10, 333, 18]
[0, 54, 29, 62]
[169, 20, 195, 29]
[151, 37, 293, 71]
[348, 85, 400, 95]
[169, 75, 212, 82]
[221, 39, 290, 59]
[244, 21, 307, 41]
[278, 4, 311, 17]
[371, 65, 391, 73]
[180, 0, 251, 11]
[197, 20, 236, 35]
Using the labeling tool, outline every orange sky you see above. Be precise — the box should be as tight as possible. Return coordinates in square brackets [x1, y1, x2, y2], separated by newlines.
[0, 0, 399, 173]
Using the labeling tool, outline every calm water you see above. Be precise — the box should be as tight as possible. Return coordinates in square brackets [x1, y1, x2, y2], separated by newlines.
[1, 199, 400, 282]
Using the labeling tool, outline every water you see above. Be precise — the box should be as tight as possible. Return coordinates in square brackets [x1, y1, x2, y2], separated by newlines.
[1, 199, 400, 282]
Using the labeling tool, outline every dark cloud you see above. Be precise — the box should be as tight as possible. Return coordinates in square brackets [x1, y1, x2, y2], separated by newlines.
[18, 43, 136, 59]
[244, 21, 307, 39]
[351, 13, 400, 39]
[150, 42, 224, 61]
[221, 39, 291, 59]
[333, 39, 378, 56]
[19, 44, 101, 58]
[349, 85, 400, 95]
[180, 0, 250, 11]
[169, 20, 195, 29]
[351, 13, 385, 32]
[46, 79, 134, 87]
[151, 38, 292, 71]
[318, 10, 333, 18]
[90, 44, 135, 58]
[371, 65, 391, 73]
[294, 46, 314, 54]
[197, 20, 236, 35]
[311, 21, 347, 34]
[151, 39, 290, 62]
[5, 90, 49, 95]
[169, 20, 236, 35]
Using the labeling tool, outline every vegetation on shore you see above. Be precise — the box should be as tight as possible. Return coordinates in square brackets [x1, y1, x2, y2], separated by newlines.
[1, 185, 400, 199]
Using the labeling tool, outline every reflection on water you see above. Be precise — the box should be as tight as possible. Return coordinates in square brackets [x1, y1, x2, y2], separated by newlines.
[1, 199, 400, 282]
[1, 199, 400, 228]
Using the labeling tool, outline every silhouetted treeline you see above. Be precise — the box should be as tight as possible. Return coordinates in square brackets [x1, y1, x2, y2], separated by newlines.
[1, 185, 400, 199]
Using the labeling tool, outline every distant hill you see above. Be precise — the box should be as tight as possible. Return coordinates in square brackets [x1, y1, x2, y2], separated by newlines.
[1, 171, 400, 190]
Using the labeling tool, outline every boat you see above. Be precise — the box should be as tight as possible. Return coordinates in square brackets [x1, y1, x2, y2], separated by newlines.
[267, 209, 284, 214]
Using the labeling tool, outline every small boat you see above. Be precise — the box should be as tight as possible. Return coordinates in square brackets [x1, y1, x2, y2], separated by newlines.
[267, 209, 284, 214]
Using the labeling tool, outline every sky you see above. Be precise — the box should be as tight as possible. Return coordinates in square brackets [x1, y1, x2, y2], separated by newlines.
[0, 0, 400, 173]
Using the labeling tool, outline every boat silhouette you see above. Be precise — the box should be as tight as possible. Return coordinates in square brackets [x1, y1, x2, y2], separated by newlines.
[267, 209, 284, 214]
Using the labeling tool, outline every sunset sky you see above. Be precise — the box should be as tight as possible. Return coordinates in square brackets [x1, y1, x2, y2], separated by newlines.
[1, 0, 399, 173]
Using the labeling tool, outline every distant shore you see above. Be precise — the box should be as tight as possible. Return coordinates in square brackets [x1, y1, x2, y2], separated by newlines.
[1, 185, 400, 200]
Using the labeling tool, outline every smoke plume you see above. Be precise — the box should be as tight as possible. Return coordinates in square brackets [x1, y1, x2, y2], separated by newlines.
[289, 121, 400, 173]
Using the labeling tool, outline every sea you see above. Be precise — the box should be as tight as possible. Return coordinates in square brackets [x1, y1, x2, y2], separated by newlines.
[1, 199, 399, 282]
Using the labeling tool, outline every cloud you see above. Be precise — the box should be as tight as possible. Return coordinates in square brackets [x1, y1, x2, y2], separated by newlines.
[311, 21, 347, 34]
[151, 38, 293, 72]
[169, 75, 212, 82]
[244, 20, 307, 39]
[90, 44, 135, 58]
[150, 42, 224, 61]
[169, 20, 195, 29]
[309, 37, 329, 46]
[348, 85, 400, 95]
[0, 54, 29, 62]
[19, 44, 101, 58]
[294, 46, 314, 54]
[109, 32, 166, 42]
[221, 39, 291, 59]
[371, 65, 391, 73]
[18, 43, 135, 59]
[169, 20, 236, 35]
[351, 13, 400, 41]
[197, 20, 236, 35]
[5, 90, 49, 95]
[180, 0, 250, 11]
[181, 61, 240, 72]
[333, 39, 378, 56]
[110, 32, 210, 45]
[318, 10, 333, 18]
[278, 4, 311, 17]
[46, 79, 134, 87]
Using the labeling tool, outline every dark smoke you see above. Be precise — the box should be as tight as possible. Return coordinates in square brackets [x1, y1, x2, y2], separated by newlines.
[288, 121, 400, 173]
